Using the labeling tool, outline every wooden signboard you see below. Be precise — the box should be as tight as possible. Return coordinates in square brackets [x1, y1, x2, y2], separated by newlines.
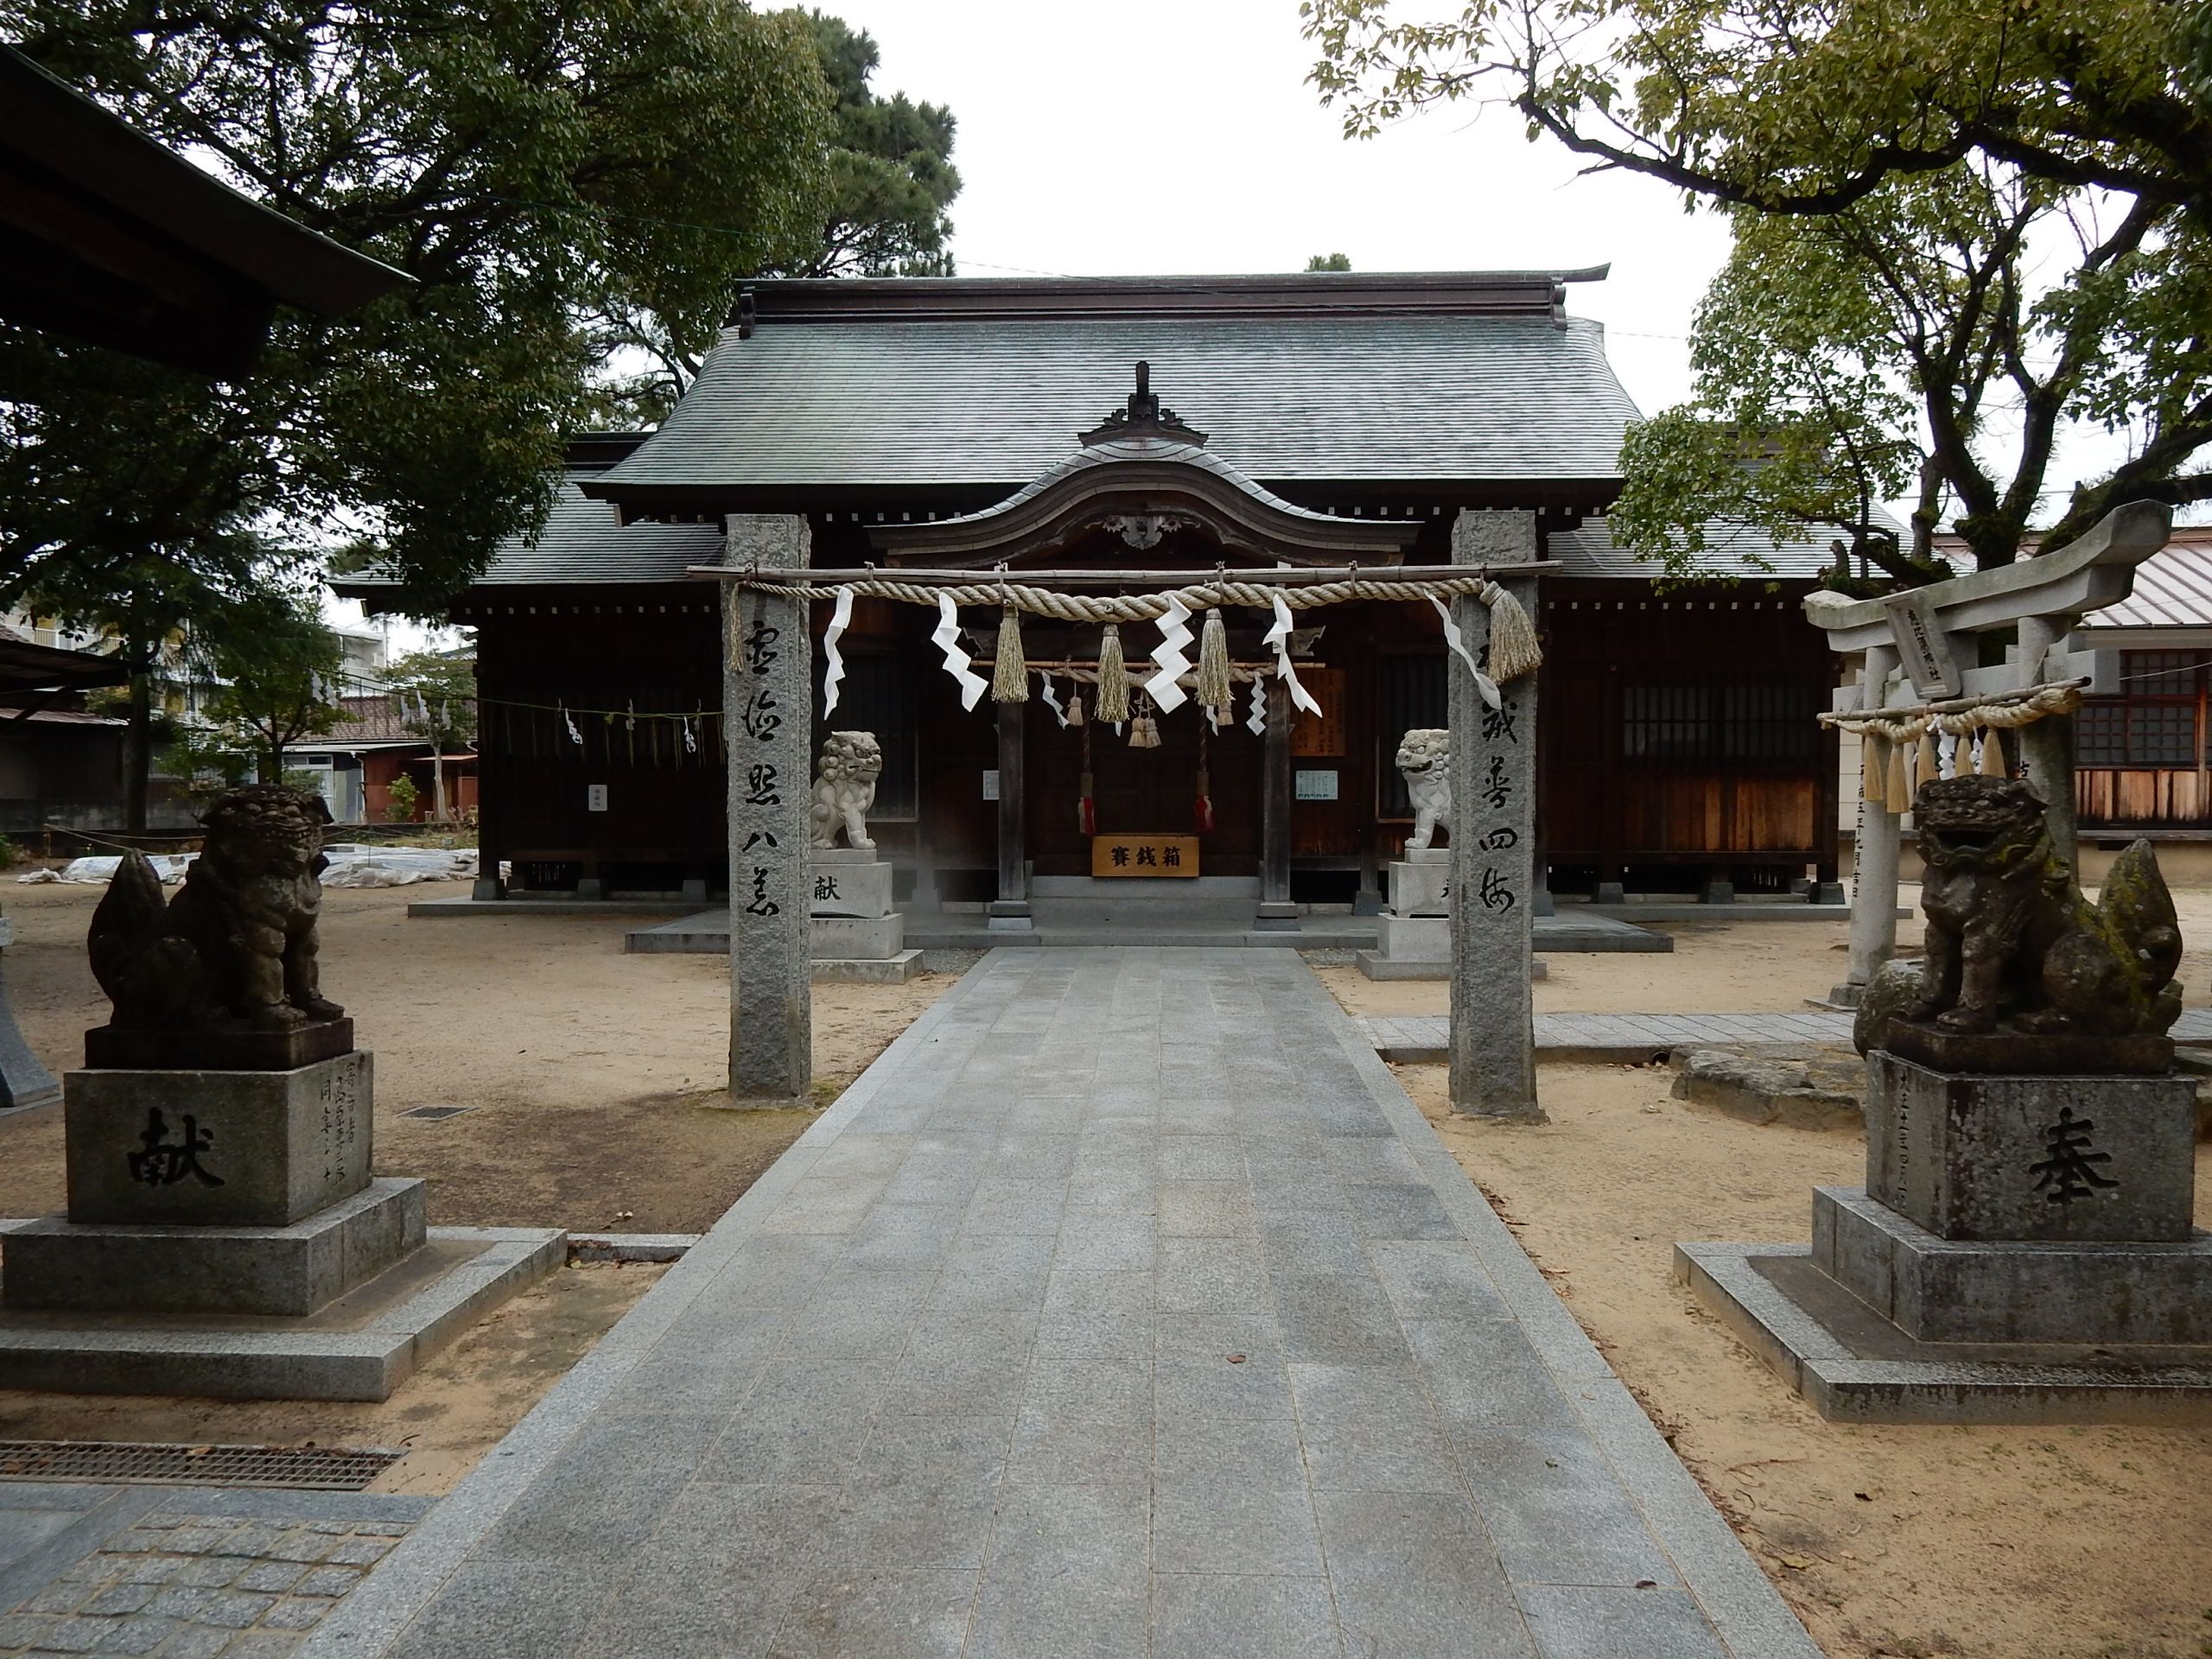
[1091, 835, 1200, 876]
[1288, 666, 1346, 757]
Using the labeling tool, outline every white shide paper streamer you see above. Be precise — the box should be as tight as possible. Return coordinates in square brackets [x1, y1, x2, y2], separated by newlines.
[821, 586, 855, 716]
[1146, 596, 1193, 714]
[1265, 595, 1322, 718]
[932, 594, 988, 712]
[1039, 671, 1069, 728]
[1245, 677, 1268, 735]
[1429, 595, 1501, 710]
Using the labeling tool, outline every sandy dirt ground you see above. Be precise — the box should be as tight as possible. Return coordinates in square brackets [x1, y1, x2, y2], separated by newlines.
[0, 882, 956, 1234]
[0, 880, 954, 1493]
[1315, 894, 2212, 1659]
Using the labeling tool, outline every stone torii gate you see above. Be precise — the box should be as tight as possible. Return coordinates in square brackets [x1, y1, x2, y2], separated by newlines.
[1805, 500, 2172, 1005]
[702, 509, 1549, 1120]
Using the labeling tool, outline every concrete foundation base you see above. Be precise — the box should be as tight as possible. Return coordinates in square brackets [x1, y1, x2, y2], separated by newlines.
[810, 950, 925, 984]
[1814, 1185, 2212, 1344]
[3, 1178, 426, 1319]
[1678, 1239, 2212, 1423]
[0, 1224, 563, 1402]
[1354, 951, 1546, 982]
[809, 912, 905, 959]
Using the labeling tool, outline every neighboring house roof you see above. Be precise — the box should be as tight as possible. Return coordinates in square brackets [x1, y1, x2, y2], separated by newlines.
[589, 272, 1638, 498]
[0, 46, 408, 375]
[0, 633, 132, 705]
[1552, 513, 1908, 582]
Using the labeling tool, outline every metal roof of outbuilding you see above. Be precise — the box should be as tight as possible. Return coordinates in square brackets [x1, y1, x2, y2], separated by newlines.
[589, 273, 1640, 496]
[2075, 529, 2212, 629]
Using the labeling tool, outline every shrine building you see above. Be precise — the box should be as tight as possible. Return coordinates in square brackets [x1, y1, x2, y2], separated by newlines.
[344, 270, 1846, 913]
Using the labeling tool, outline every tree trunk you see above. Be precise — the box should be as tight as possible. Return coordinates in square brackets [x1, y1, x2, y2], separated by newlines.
[431, 753, 448, 822]
[121, 669, 153, 834]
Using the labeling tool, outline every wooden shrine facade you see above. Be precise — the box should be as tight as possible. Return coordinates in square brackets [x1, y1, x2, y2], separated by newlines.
[345, 272, 1843, 902]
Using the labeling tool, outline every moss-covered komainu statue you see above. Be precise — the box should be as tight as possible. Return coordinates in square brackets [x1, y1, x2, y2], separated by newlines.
[89, 784, 344, 1035]
[1855, 774, 2183, 1054]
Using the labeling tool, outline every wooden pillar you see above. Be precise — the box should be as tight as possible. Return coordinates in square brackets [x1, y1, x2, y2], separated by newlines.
[723, 514, 811, 1105]
[1258, 681, 1297, 929]
[1448, 509, 1541, 1121]
[990, 698, 1031, 928]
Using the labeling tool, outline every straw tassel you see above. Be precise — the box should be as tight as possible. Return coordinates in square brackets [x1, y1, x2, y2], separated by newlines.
[1885, 734, 1912, 814]
[1096, 625, 1130, 724]
[1483, 583, 1543, 683]
[991, 606, 1027, 703]
[1196, 607, 1232, 716]
[1978, 727, 2006, 776]
[1861, 734, 1885, 804]
[1067, 688, 1085, 727]
[1915, 729, 1941, 792]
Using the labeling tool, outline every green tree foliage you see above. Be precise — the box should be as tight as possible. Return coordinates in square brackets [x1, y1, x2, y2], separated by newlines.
[1612, 166, 2207, 579]
[1305, 253, 1354, 270]
[1305, 0, 2212, 579]
[0, 0, 835, 618]
[195, 592, 345, 783]
[385, 649, 478, 819]
[159, 722, 258, 807]
[385, 773, 421, 823]
[588, 10, 960, 423]
[804, 12, 961, 277]
[1302, 0, 2209, 221]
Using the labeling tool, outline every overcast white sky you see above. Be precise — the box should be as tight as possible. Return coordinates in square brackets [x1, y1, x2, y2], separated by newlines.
[829, 0, 1726, 415]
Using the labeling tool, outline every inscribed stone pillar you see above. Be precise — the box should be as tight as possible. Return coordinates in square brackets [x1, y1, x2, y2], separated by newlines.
[1840, 643, 1901, 1000]
[723, 515, 812, 1104]
[1448, 509, 1541, 1121]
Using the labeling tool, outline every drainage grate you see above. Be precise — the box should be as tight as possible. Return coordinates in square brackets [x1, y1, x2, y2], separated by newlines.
[401, 1104, 474, 1121]
[0, 1440, 406, 1491]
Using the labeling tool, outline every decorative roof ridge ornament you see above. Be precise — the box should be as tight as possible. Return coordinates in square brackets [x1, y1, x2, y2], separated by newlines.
[1079, 359, 1208, 448]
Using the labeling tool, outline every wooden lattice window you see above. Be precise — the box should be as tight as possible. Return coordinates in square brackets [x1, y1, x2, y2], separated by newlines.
[1622, 684, 1818, 767]
[2078, 651, 2208, 769]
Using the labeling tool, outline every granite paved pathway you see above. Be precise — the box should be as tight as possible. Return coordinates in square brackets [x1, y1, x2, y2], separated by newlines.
[304, 949, 1821, 1659]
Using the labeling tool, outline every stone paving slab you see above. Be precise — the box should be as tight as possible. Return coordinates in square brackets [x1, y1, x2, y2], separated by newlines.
[1362, 1008, 2212, 1063]
[0, 1484, 429, 1657]
[303, 949, 1817, 1659]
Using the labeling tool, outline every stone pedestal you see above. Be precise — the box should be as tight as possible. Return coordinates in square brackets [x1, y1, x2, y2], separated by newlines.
[0, 1048, 563, 1400]
[5, 1178, 427, 1318]
[1864, 1052, 2196, 1242]
[809, 849, 920, 982]
[64, 1053, 371, 1227]
[1679, 1051, 2212, 1422]
[1389, 849, 1451, 917]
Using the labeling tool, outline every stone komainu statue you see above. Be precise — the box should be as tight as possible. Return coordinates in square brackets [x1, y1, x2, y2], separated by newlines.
[808, 731, 882, 851]
[1396, 728, 1451, 850]
[1854, 775, 2183, 1052]
[90, 785, 344, 1033]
